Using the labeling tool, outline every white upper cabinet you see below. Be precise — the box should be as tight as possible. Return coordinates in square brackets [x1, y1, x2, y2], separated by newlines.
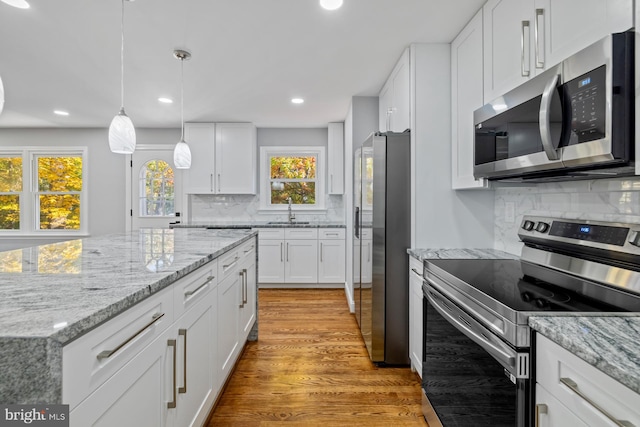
[534, 0, 633, 72]
[327, 122, 344, 195]
[379, 49, 411, 133]
[184, 122, 256, 194]
[483, 0, 633, 103]
[184, 123, 216, 194]
[483, 0, 535, 103]
[215, 123, 257, 194]
[451, 9, 489, 190]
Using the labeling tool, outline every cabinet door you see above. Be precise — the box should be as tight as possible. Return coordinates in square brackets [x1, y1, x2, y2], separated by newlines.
[451, 10, 489, 190]
[173, 293, 217, 427]
[239, 260, 257, 340]
[378, 81, 392, 132]
[483, 0, 535, 102]
[390, 49, 410, 132]
[318, 239, 345, 283]
[184, 123, 216, 194]
[535, 384, 588, 427]
[327, 122, 344, 195]
[215, 123, 256, 194]
[285, 239, 318, 283]
[257, 239, 285, 283]
[535, 0, 632, 71]
[408, 258, 424, 377]
[69, 327, 174, 427]
[217, 273, 241, 381]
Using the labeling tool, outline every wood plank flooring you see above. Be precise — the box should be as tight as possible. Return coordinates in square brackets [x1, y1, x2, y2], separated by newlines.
[206, 289, 428, 427]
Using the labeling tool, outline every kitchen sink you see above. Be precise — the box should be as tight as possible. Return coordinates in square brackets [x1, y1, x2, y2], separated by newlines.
[267, 221, 310, 225]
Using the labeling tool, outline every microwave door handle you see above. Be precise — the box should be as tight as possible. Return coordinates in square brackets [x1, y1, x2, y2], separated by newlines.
[539, 73, 561, 161]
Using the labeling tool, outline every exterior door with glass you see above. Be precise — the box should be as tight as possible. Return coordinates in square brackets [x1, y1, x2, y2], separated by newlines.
[131, 147, 182, 230]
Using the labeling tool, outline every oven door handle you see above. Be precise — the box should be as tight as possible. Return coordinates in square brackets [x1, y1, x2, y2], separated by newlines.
[426, 290, 516, 370]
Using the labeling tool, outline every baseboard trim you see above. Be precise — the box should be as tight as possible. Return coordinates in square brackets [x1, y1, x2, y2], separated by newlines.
[258, 283, 344, 289]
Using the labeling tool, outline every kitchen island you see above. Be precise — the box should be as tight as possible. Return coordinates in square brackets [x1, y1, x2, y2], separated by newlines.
[0, 227, 257, 424]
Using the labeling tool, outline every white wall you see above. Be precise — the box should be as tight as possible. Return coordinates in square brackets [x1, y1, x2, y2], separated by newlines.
[495, 177, 640, 255]
[0, 128, 179, 250]
[411, 44, 494, 250]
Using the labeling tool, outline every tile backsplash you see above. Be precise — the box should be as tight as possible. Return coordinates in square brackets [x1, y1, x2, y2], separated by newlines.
[189, 194, 345, 223]
[494, 177, 640, 255]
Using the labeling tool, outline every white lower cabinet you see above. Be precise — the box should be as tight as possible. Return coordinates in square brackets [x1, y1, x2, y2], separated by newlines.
[535, 333, 640, 427]
[408, 256, 423, 378]
[257, 228, 346, 285]
[66, 237, 258, 427]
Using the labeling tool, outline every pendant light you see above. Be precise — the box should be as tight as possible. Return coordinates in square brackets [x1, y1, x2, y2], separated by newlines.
[108, 0, 136, 154]
[173, 49, 192, 169]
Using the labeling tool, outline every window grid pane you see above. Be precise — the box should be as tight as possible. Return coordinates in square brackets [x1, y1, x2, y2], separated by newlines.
[0, 157, 23, 192]
[0, 195, 20, 230]
[269, 155, 317, 206]
[38, 194, 81, 230]
[37, 157, 82, 192]
[139, 160, 175, 217]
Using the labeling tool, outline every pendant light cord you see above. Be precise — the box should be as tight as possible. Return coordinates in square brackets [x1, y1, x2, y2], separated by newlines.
[180, 57, 185, 141]
[120, 0, 125, 110]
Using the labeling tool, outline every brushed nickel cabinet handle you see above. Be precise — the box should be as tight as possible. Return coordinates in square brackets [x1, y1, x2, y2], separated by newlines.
[223, 256, 239, 269]
[178, 329, 187, 394]
[243, 268, 248, 305]
[535, 403, 547, 427]
[239, 271, 245, 308]
[286, 242, 289, 262]
[217, 174, 221, 192]
[167, 339, 177, 409]
[320, 242, 323, 262]
[280, 242, 284, 262]
[97, 313, 165, 360]
[560, 377, 635, 427]
[534, 8, 544, 68]
[184, 275, 215, 298]
[521, 20, 530, 77]
[210, 174, 213, 192]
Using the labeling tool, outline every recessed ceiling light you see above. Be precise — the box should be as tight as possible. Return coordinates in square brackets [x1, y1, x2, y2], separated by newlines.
[1, 0, 30, 9]
[291, 98, 304, 104]
[54, 110, 69, 116]
[158, 97, 173, 104]
[319, 0, 343, 10]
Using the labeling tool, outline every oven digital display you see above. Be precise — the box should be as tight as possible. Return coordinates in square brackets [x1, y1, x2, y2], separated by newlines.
[549, 221, 628, 246]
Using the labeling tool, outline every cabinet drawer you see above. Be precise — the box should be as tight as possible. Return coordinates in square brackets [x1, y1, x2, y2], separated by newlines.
[218, 248, 240, 281]
[409, 256, 423, 278]
[536, 333, 640, 426]
[284, 228, 318, 240]
[318, 228, 345, 240]
[173, 260, 217, 319]
[63, 286, 174, 410]
[360, 228, 372, 240]
[238, 237, 256, 260]
[256, 228, 285, 240]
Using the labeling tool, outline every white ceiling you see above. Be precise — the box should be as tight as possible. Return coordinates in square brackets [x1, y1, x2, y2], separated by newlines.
[0, 0, 484, 129]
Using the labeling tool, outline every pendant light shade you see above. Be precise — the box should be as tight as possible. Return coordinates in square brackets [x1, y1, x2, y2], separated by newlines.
[109, 108, 136, 153]
[0, 74, 4, 116]
[173, 49, 192, 169]
[109, 0, 136, 154]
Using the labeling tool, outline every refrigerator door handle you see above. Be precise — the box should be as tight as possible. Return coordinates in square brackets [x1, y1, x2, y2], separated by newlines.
[355, 206, 360, 238]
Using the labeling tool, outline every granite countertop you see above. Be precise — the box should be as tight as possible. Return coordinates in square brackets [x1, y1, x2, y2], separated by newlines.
[408, 248, 519, 261]
[0, 228, 256, 404]
[172, 221, 346, 229]
[530, 316, 640, 395]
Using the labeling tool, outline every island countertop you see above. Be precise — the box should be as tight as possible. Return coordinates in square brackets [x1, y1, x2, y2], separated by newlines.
[171, 221, 346, 229]
[0, 228, 256, 403]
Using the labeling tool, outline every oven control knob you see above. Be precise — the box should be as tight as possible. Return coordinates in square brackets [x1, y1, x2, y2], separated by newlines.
[629, 231, 640, 247]
[536, 222, 550, 233]
[535, 298, 548, 309]
[522, 220, 535, 231]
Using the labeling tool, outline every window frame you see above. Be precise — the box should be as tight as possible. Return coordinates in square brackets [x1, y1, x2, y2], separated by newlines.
[138, 159, 175, 218]
[0, 147, 88, 236]
[259, 146, 325, 211]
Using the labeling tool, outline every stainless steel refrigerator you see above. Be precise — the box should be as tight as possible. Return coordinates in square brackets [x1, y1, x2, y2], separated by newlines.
[353, 131, 410, 365]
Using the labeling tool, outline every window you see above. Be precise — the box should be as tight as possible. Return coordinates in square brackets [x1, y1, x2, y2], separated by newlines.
[139, 160, 175, 217]
[260, 146, 325, 210]
[0, 147, 87, 235]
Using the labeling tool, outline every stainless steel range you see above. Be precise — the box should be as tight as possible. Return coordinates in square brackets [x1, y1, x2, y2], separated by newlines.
[421, 215, 640, 427]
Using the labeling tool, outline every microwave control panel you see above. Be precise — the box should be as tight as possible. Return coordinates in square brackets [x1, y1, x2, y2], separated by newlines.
[565, 65, 606, 144]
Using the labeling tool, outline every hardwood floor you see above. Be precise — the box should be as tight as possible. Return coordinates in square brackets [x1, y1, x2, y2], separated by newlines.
[207, 289, 428, 427]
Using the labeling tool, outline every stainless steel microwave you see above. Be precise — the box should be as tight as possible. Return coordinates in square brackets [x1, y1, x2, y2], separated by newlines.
[473, 31, 634, 181]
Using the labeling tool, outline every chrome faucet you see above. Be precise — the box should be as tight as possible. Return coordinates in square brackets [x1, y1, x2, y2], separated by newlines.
[288, 197, 296, 223]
